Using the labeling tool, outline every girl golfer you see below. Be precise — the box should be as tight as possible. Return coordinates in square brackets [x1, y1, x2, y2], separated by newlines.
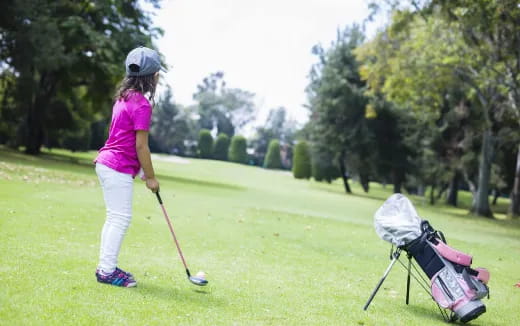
[94, 46, 164, 287]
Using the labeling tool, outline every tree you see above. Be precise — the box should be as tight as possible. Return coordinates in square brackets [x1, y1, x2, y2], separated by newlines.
[193, 72, 256, 137]
[213, 133, 230, 161]
[150, 87, 190, 155]
[367, 98, 412, 194]
[357, 6, 517, 216]
[292, 141, 312, 179]
[198, 129, 213, 159]
[250, 107, 298, 166]
[0, 0, 163, 154]
[432, 0, 520, 217]
[306, 25, 373, 193]
[264, 139, 282, 169]
[311, 145, 340, 183]
[228, 135, 248, 164]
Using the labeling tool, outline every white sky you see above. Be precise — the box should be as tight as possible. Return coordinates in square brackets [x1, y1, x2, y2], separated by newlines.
[151, 0, 380, 125]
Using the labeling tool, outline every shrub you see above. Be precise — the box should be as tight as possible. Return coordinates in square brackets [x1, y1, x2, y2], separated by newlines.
[229, 135, 248, 164]
[213, 133, 230, 161]
[264, 139, 282, 169]
[292, 141, 312, 179]
[198, 129, 213, 159]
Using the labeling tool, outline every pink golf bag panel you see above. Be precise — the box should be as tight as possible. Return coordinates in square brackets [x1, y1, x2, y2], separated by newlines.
[432, 241, 472, 267]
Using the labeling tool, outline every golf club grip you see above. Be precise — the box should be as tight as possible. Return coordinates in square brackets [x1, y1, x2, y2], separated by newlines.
[156, 191, 163, 204]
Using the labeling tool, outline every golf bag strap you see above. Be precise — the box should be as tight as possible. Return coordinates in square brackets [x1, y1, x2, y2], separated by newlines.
[472, 267, 490, 284]
[462, 269, 479, 292]
[431, 240, 472, 266]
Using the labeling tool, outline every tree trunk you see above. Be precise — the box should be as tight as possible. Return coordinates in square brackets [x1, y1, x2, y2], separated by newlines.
[24, 71, 55, 155]
[25, 102, 45, 154]
[392, 168, 404, 193]
[446, 171, 460, 206]
[509, 143, 520, 217]
[471, 129, 494, 218]
[338, 151, 352, 194]
[360, 173, 369, 193]
[492, 189, 499, 205]
[436, 183, 449, 200]
[429, 184, 436, 205]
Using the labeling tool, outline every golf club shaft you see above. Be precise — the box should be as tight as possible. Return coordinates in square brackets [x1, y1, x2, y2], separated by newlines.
[156, 192, 191, 277]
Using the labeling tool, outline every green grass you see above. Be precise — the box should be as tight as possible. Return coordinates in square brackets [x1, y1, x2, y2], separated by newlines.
[1, 146, 519, 325]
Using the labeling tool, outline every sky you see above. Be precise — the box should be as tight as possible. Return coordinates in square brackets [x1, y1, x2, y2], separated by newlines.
[150, 0, 380, 126]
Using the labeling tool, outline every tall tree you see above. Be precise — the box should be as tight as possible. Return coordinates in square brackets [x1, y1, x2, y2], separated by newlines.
[368, 0, 520, 216]
[357, 7, 511, 216]
[0, 0, 163, 154]
[306, 25, 373, 193]
[150, 87, 190, 155]
[193, 72, 256, 137]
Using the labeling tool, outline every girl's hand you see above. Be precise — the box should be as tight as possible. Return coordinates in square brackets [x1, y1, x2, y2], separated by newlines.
[146, 177, 160, 193]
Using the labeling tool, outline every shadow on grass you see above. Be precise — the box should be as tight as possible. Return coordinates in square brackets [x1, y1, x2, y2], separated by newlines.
[435, 208, 520, 228]
[1, 146, 94, 172]
[1, 146, 245, 191]
[156, 173, 246, 192]
[134, 281, 226, 306]
[405, 304, 496, 326]
[41, 151, 94, 167]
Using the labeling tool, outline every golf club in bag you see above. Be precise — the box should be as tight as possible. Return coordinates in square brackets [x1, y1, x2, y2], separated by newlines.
[155, 191, 208, 286]
[363, 194, 490, 323]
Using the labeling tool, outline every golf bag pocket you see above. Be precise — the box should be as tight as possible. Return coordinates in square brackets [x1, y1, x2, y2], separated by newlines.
[428, 247, 489, 322]
[431, 267, 467, 309]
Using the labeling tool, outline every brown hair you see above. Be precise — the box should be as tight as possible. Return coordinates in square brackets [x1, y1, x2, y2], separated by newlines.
[114, 74, 158, 105]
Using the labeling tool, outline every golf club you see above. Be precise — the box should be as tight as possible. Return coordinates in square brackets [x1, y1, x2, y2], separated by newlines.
[155, 191, 208, 286]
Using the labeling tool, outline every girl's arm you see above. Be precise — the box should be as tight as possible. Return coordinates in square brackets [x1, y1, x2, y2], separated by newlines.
[136, 130, 160, 192]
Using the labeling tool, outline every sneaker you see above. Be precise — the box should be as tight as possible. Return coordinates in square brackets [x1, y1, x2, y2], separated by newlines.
[96, 268, 137, 287]
[115, 267, 134, 280]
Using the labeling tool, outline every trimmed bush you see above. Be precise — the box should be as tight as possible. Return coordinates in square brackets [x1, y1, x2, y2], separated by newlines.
[229, 135, 248, 164]
[198, 129, 213, 159]
[292, 141, 312, 179]
[264, 139, 282, 169]
[213, 133, 230, 161]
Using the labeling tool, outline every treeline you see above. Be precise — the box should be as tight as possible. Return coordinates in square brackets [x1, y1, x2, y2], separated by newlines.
[1, 0, 518, 218]
[148, 77, 299, 169]
[301, 0, 520, 218]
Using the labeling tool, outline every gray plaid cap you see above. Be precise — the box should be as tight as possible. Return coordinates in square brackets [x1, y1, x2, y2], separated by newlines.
[125, 46, 166, 76]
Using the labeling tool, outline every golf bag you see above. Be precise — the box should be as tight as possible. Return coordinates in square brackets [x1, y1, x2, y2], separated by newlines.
[366, 194, 490, 323]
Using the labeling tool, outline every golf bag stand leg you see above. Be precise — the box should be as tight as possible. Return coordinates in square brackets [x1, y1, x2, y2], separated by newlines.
[406, 253, 412, 305]
[363, 248, 402, 311]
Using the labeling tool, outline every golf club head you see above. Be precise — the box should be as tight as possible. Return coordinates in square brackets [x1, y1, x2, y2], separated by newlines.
[189, 276, 208, 286]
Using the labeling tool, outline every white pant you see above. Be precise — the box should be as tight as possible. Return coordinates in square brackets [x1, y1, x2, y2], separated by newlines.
[95, 163, 134, 273]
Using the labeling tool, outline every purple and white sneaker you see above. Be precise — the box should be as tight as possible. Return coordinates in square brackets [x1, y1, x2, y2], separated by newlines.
[96, 267, 137, 287]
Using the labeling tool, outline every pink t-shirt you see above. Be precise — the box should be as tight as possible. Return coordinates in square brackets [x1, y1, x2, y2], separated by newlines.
[95, 91, 152, 177]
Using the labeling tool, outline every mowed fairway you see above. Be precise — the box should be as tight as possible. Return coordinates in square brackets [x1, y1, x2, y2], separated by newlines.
[1, 147, 519, 326]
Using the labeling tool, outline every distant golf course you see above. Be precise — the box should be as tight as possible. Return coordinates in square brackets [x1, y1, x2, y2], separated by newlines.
[1, 146, 519, 325]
